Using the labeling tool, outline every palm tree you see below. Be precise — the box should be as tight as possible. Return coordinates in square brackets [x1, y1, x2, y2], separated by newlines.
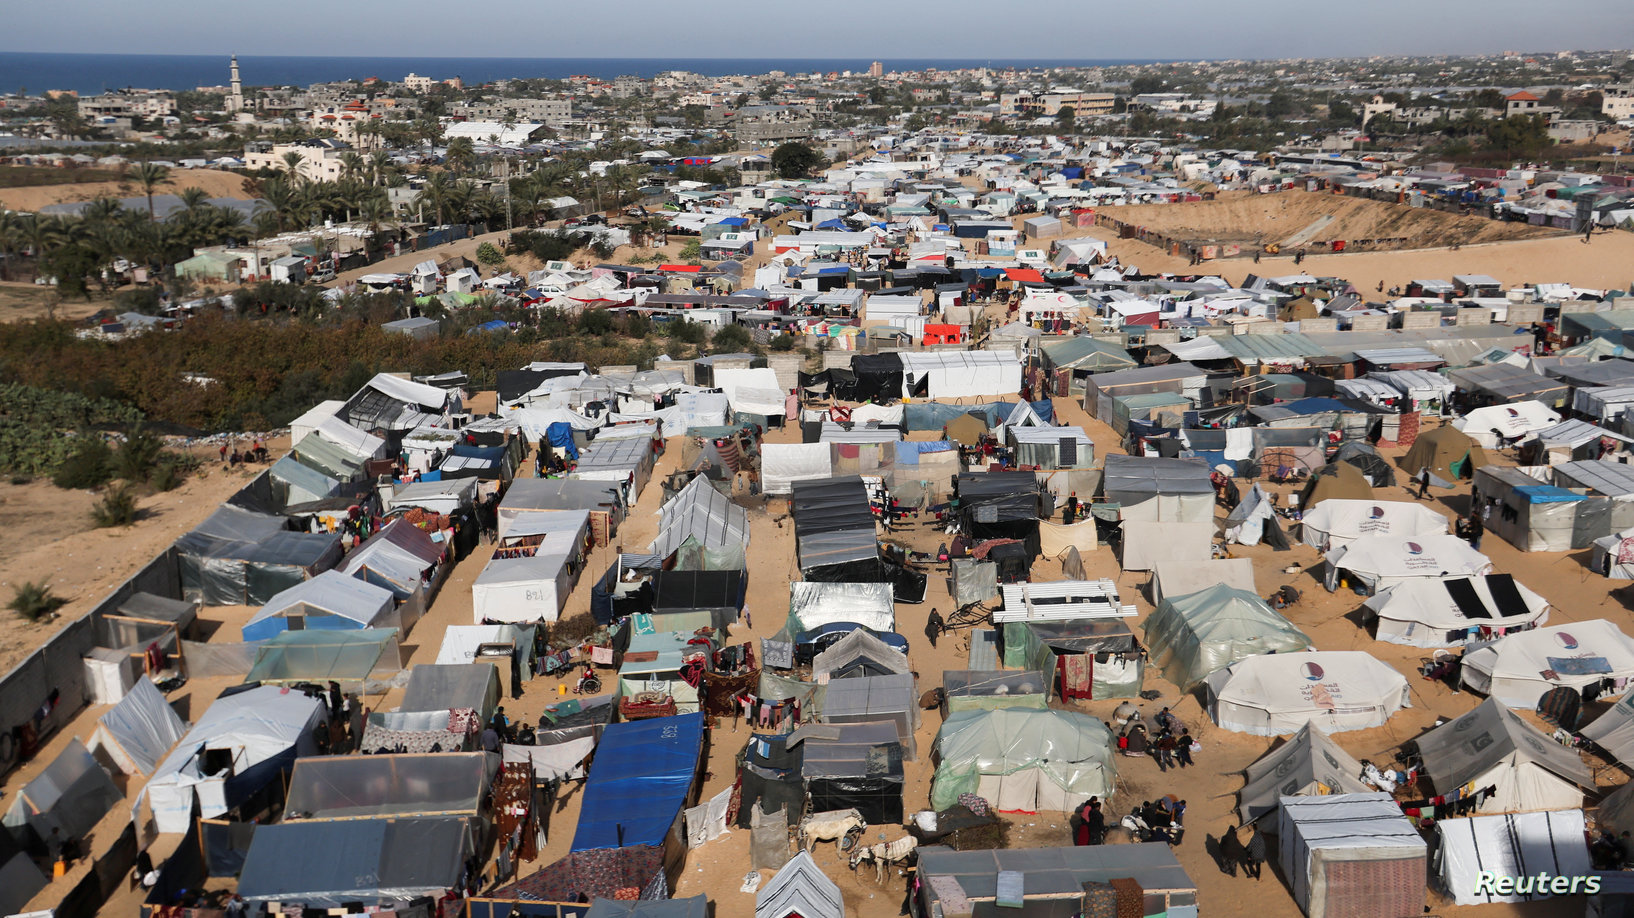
[0, 210, 22, 281]
[339, 151, 365, 183]
[131, 161, 171, 222]
[280, 150, 307, 183]
[445, 136, 475, 175]
[359, 196, 392, 245]
[416, 171, 456, 225]
[369, 150, 394, 188]
[177, 186, 210, 213]
[258, 177, 305, 231]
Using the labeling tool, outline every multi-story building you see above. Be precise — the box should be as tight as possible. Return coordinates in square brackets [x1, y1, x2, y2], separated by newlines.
[1604, 83, 1634, 120]
[732, 105, 814, 144]
[243, 139, 350, 183]
[998, 90, 1116, 118]
[869, 61, 884, 78]
[453, 98, 572, 125]
[78, 89, 177, 119]
[402, 73, 435, 92]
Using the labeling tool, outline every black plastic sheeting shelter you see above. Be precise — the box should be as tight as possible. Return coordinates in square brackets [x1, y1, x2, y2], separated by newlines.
[792, 721, 904, 824]
[792, 477, 883, 582]
[498, 367, 583, 404]
[954, 472, 1045, 558]
[1332, 441, 1397, 488]
[651, 569, 745, 629]
[841, 354, 904, 403]
[236, 815, 472, 905]
[735, 734, 804, 829]
[176, 505, 342, 606]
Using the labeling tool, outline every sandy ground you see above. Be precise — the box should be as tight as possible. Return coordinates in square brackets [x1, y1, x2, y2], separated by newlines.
[0, 169, 252, 212]
[1106, 190, 1554, 249]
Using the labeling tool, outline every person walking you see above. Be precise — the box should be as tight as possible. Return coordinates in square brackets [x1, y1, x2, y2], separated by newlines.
[925, 608, 945, 648]
[1218, 827, 1244, 877]
[1244, 826, 1266, 879]
[1465, 512, 1483, 550]
[1064, 492, 1079, 525]
[1415, 466, 1432, 500]
[1154, 731, 1176, 772]
[1175, 727, 1195, 768]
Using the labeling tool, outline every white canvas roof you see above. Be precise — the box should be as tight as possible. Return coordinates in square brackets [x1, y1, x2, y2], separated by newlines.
[436, 624, 533, 665]
[1461, 619, 1634, 708]
[714, 367, 787, 417]
[472, 510, 588, 622]
[385, 477, 479, 515]
[1119, 520, 1212, 571]
[290, 400, 346, 445]
[1150, 559, 1255, 606]
[1238, 723, 1371, 824]
[1453, 401, 1561, 448]
[1298, 499, 1449, 552]
[898, 351, 1021, 399]
[1363, 575, 1550, 647]
[243, 570, 396, 639]
[145, 685, 325, 833]
[758, 851, 843, 918]
[1436, 810, 1590, 905]
[788, 581, 894, 633]
[761, 443, 833, 495]
[310, 415, 386, 461]
[89, 677, 187, 777]
[1204, 651, 1409, 735]
[1323, 533, 1492, 592]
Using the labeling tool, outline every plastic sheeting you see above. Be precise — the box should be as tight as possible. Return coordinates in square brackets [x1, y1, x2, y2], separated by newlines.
[400, 664, 501, 719]
[1150, 559, 1256, 607]
[762, 443, 833, 495]
[1144, 584, 1312, 692]
[950, 559, 999, 607]
[1204, 651, 1410, 736]
[90, 677, 186, 776]
[1278, 794, 1427, 918]
[572, 713, 705, 851]
[787, 581, 895, 634]
[650, 475, 749, 562]
[284, 752, 495, 820]
[750, 804, 791, 871]
[237, 815, 472, 904]
[1101, 455, 1214, 524]
[243, 569, 398, 641]
[820, 673, 919, 758]
[1364, 575, 1550, 647]
[1435, 810, 1590, 905]
[812, 628, 910, 679]
[1037, 519, 1098, 557]
[931, 708, 1114, 812]
[1118, 521, 1212, 572]
[2, 738, 122, 844]
[758, 851, 843, 918]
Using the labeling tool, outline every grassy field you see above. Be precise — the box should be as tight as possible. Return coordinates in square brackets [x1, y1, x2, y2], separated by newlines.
[0, 165, 126, 189]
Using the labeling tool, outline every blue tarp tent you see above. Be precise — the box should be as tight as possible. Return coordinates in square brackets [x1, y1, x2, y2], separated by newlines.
[571, 713, 705, 852]
[547, 421, 579, 460]
[467, 320, 509, 334]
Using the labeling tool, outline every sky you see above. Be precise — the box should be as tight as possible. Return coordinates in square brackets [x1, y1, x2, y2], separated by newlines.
[7, 0, 1633, 61]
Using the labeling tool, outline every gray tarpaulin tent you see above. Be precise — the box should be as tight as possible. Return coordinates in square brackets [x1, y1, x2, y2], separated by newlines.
[758, 852, 842, 918]
[177, 505, 343, 605]
[812, 628, 910, 679]
[268, 455, 342, 508]
[1100, 454, 1214, 524]
[237, 815, 473, 904]
[1239, 722, 1373, 824]
[1149, 559, 1256, 606]
[1414, 697, 1594, 814]
[1143, 584, 1312, 692]
[1583, 692, 1634, 766]
[649, 474, 749, 570]
[88, 676, 187, 777]
[790, 720, 904, 824]
[821, 672, 919, 757]
[284, 752, 496, 820]
[931, 708, 1115, 811]
[339, 519, 444, 599]
[915, 844, 1196, 916]
[1277, 793, 1427, 918]
[1, 737, 123, 847]
[585, 895, 708, 918]
[400, 663, 502, 720]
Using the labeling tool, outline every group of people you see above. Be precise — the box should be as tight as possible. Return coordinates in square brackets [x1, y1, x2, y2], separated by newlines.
[218, 438, 269, 466]
[1113, 704, 1196, 773]
[1592, 829, 1634, 869]
[1216, 824, 1268, 879]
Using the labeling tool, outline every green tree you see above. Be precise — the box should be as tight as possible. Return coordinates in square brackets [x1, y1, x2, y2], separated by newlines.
[131, 161, 171, 222]
[1485, 114, 1553, 158]
[770, 141, 825, 179]
[1130, 75, 1166, 95]
[1055, 105, 1076, 131]
[475, 241, 506, 267]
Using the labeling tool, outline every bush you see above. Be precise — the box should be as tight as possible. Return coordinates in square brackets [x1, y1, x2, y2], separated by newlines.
[475, 241, 507, 267]
[152, 451, 197, 492]
[91, 482, 139, 527]
[52, 431, 113, 489]
[677, 240, 702, 261]
[710, 324, 752, 353]
[8, 581, 66, 622]
[664, 319, 706, 344]
[114, 286, 166, 316]
[770, 333, 796, 351]
[113, 423, 164, 482]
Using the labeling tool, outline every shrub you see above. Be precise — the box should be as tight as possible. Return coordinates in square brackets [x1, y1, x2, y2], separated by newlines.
[475, 241, 507, 267]
[678, 240, 702, 261]
[8, 581, 66, 622]
[91, 482, 139, 527]
[113, 423, 165, 482]
[152, 452, 197, 492]
[710, 324, 752, 353]
[770, 333, 796, 351]
[52, 431, 113, 489]
[664, 319, 706, 344]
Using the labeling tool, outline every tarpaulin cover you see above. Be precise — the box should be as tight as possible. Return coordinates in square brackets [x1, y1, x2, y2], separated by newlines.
[951, 559, 999, 606]
[1, 737, 122, 844]
[237, 815, 472, 904]
[242, 569, 397, 641]
[652, 569, 744, 626]
[758, 851, 843, 918]
[245, 628, 400, 685]
[548, 421, 580, 460]
[820, 673, 919, 757]
[340, 519, 444, 598]
[284, 752, 495, 819]
[1277, 793, 1426, 918]
[1150, 559, 1256, 607]
[1118, 521, 1212, 572]
[1435, 810, 1590, 905]
[1414, 697, 1593, 814]
[571, 712, 705, 851]
[812, 628, 910, 679]
[787, 581, 895, 634]
[588, 895, 708, 918]
[1238, 722, 1371, 824]
[1323, 533, 1492, 592]
[931, 708, 1115, 812]
[734, 734, 803, 831]
[1203, 651, 1410, 735]
[1364, 575, 1550, 647]
[1298, 499, 1448, 552]
[650, 474, 749, 562]
[1144, 584, 1312, 691]
[90, 676, 187, 776]
[762, 443, 833, 495]
[400, 663, 502, 719]
[1101, 455, 1213, 524]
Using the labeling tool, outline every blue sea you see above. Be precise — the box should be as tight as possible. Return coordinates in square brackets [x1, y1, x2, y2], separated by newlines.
[0, 53, 1161, 97]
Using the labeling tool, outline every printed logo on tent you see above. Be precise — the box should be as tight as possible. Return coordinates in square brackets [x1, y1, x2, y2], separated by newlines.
[1370, 506, 1386, 519]
[1505, 408, 1519, 418]
[1301, 662, 1326, 681]
[1405, 541, 1424, 555]
[1555, 632, 1579, 650]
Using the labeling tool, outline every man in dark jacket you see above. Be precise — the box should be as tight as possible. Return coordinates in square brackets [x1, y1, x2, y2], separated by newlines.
[1244, 826, 1266, 879]
[925, 608, 945, 648]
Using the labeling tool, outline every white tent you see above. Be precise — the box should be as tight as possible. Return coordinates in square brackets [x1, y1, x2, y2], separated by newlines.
[1323, 533, 1492, 593]
[1414, 697, 1593, 815]
[758, 851, 843, 918]
[88, 678, 187, 777]
[1582, 692, 1634, 765]
[898, 352, 1021, 399]
[1204, 651, 1410, 736]
[1225, 483, 1278, 545]
[1434, 810, 1590, 905]
[761, 443, 833, 496]
[385, 478, 479, 516]
[289, 400, 346, 446]
[1363, 575, 1550, 647]
[1278, 794, 1427, 918]
[1298, 500, 1448, 552]
[1453, 400, 1561, 448]
[1460, 620, 1634, 708]
[714, 367, 787, 418]
[144, 685, 326, 833]
[1149, 559, 1255, 607]
[241, 570, 398, 641]
[436, 624, 534, 665]
[471, 510, 589, 623]
[306, 414, 386, 462]
[1238, 723, 1372, 825]
[787, 581, 894, 634]
[1118, 521, 1212, 571]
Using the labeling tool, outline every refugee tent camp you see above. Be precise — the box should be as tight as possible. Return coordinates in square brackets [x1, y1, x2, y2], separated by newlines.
[1100, 454, 1214, 523]
[1434, 809, 1591, 906]
[1329, 441, 1397, 488]
[898, 351, 1021, 398]
[241, 569, 400, 641]
[1584, 692, 1634, 772]
[1297, 499, 1448, 552]
[792, 720, 906, 824]
[785, 581, 895, 634]
[811, 628, 910, 679]
[497, 477, 624, 541]
[236, 815, 474, 905]
[931, 707, 1115, 812]
[1453, 400, 1562, 448]
[1143, 584, 1312, 692]
[791, 477, 883, 582]
[1148, 559, 1256, 606]
[1238, 722, 1372, 824]
[144, 685, 326, 833]
[1459, 620, 1634, 708]
[471, 509, 590, 622]
[384, 477, 479, 516]
[1399, 425, 1487, 487]
[757, 851, 842, 918]
[0, 827, 46, 918]
[244, 628, 401, 686]
[1362, 574, 1550, 646]
[1295, 462, 1374, 510]
[282, 751, 495, 820]
[87, 677, 188, 777]
[1472, 466, 1588, 552]
[1, 738, 123, 849]
[1277, 793, 1427, 918]
[176, 505, 343, 606]
[1204, 651, 1410, 735]
[820, 672, 919, 756]
[339, 518, 445, 599]
[361, 663, 501, 753]
[1323, 533, 1492, 593]
[1412, 697, 1594, 814]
